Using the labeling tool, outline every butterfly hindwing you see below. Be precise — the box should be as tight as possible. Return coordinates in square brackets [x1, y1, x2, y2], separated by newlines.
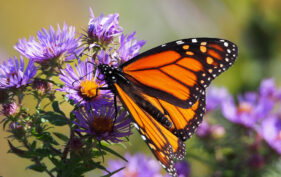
[141, 92, 206, 141]
[121, 38, 238, 109]
[114, 83, 185, 177]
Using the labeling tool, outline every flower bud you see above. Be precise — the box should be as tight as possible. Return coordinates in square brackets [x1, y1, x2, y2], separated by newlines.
[1, 102, 19, 116]
[210, 125, 225, 139]
[32, 79, 53, 95]
[70, 137, 83, 152]
[248, 154, 264, 169]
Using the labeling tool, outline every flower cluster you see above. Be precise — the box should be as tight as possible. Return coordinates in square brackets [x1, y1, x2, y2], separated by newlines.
[106, 153, 191, 177]
[202, 79, 281, 154]
[0, 8, 145, 177]
[57, 8, 146, 142]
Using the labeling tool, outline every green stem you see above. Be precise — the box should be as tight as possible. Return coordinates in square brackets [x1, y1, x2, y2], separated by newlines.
[188, 152, 216, 168]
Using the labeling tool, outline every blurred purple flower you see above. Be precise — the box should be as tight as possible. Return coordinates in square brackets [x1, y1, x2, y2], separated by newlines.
[206, 86, 231, 112]
[248, 154, 265, 169]
[222, 92, 273, 128]
[175, 160, 191, 177]
[106, 153, 163, 177]
[58, 59, 112, 108]
[259, 78, 281, 102]
[116, 32, 146, 65]
[87, 8, 123, 46]
[196, 120, 211, 138]
[0, 56, 36, 89]
[256, 115, 281, 154]
[14, 23, 81, 64]
[1, 102, 19, 116]
[73, 105, 131, 143]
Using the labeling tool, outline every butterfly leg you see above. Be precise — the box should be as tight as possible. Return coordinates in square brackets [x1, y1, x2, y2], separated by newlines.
[113, 94, 118, 124]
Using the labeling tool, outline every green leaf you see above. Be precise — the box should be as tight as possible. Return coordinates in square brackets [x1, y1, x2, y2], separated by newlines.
[32, 131, 59, 145]
[30, 141, 37, 150]
[8, 140, 31, 158]
[41, 111, 68, 126]
[27, 163, 47, 172]
[101, 167, 125, 177]
[48, 155, 62, 168]
[99, 144, 127, 162]
[52, 101, 65, 116]
[53, 132, 69, 142]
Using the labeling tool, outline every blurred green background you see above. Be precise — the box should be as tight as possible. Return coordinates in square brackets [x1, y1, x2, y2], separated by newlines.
[0, 0, 281, 176]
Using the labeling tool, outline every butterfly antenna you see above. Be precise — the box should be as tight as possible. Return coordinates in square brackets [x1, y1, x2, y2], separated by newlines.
[71, 61, 99, 87]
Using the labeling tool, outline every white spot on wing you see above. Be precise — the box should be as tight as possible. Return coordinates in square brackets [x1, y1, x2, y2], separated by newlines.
[191, 38, 197, 43]
[176, 40, 184, 45]
[133, 123, 139, 130]
[224, 42, 229, 47]
[141, 135, 146, 141]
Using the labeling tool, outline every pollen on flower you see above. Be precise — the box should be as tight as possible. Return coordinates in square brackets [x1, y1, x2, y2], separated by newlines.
[91, 116, 114, 134]
[124, 170, 138, 177]
[238, 102, 253, 114]
[80, 80, 100, 98]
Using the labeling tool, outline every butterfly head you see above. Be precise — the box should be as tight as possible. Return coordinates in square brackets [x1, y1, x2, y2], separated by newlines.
[98, 64, 118, 83]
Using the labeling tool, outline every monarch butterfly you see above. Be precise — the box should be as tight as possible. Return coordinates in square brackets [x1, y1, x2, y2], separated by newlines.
[98, 38, 238, 176]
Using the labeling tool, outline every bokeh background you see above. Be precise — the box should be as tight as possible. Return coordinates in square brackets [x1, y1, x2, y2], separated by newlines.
[0, 0, 281, 176]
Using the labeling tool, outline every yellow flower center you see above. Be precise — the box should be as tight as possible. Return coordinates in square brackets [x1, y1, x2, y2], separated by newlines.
[277, 131, 281, 140]
[80, 80, 99, 98]
[238, 102, 253, 114]
[91, 117, 114, 134]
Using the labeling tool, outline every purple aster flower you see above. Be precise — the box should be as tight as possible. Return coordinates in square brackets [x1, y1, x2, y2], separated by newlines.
[0, 56, 36, 89]
[73, 105, 131, 143]
[97, 50, 115, 66]
[175, 160, 191, 177]
[106, 153, 163, 177]
[14, 23, 81, 64]
[1, 102, 19, 116]
[87, 8, 123, 47]
[256, 115, 281, 154]
[58, 59, 112, 108]
[116, 32, 146, 65]
[206, 86, 231, 112]
[222, 92, 273, 128]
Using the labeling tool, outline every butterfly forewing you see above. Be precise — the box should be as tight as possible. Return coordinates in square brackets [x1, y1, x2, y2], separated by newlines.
[121, 38, 238, 109]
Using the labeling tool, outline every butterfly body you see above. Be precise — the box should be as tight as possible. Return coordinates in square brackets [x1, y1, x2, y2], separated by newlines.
[98, 38, 238, 177]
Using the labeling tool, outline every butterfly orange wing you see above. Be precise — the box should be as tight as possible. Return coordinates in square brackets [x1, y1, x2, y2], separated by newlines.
[114, 83, 185, 176]
[121, 38, 238, 108]
[140, 92, 206, 141]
